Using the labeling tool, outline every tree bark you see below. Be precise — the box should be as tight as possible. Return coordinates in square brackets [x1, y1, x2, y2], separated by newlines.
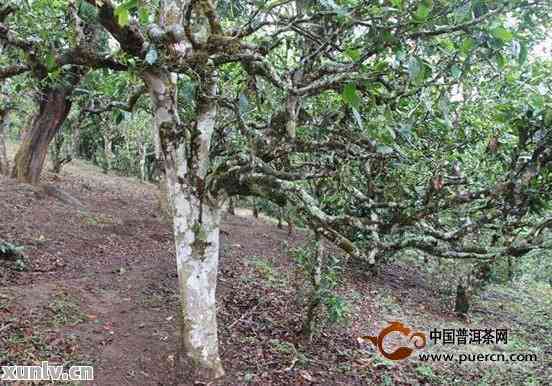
[150, 71, 173, 220]
[171, 191, 224, 380]
[0, 106, 10, 175]
[143, 67, 224, 381]
[12, 85, 75, 183]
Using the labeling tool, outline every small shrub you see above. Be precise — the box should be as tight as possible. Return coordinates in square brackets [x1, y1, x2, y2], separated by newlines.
[0, 241, 28, 271]
[0, 240, 24, 261]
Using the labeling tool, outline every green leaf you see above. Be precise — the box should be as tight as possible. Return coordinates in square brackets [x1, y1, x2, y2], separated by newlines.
[382, 30, 395, 43]
[374, 60, 388, 73]
[125, 0, 138, 8]
[145, 47, 158, 65]
[530, 95, 544, 111]
[495, 53, 506, 70]
[518, 42, 528, 65]
[45, 52, 56, 71]
[544, 109, 552, 127]
[491, 26, 513, 43]
[390, 0, 402, 7]
[114, 111, 124, 125]
[342, 83, 361, 108]
[414, 3, 430, 21]
[115, 5, 130, 27]
[460, 37, 475, 55]
[440, 38, 455, 52]
[345, 47, 361, 61]
[414, 0, 432, 22]
[138, 7, 150, 24]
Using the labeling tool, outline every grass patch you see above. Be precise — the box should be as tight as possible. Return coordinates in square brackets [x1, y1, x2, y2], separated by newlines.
[247, 256, 289, 288]
[45, 292, 87, 327]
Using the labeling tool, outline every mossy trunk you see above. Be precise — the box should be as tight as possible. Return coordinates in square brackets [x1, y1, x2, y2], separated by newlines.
[171, 191, 224, 380]
[12, 86, 73, 184]
[144, 67, 224, 381]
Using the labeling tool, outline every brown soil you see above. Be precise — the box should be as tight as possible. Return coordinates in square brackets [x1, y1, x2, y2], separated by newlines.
[1, 158, 550, 385]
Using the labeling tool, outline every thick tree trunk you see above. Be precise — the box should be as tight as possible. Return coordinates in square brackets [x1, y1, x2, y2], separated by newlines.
[170, 190, 224, 380]
[150, 79, 172, 220]
[12, 86, 73, 184]
[0, 107, 10, 175]
[144, 67, 224, 381]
